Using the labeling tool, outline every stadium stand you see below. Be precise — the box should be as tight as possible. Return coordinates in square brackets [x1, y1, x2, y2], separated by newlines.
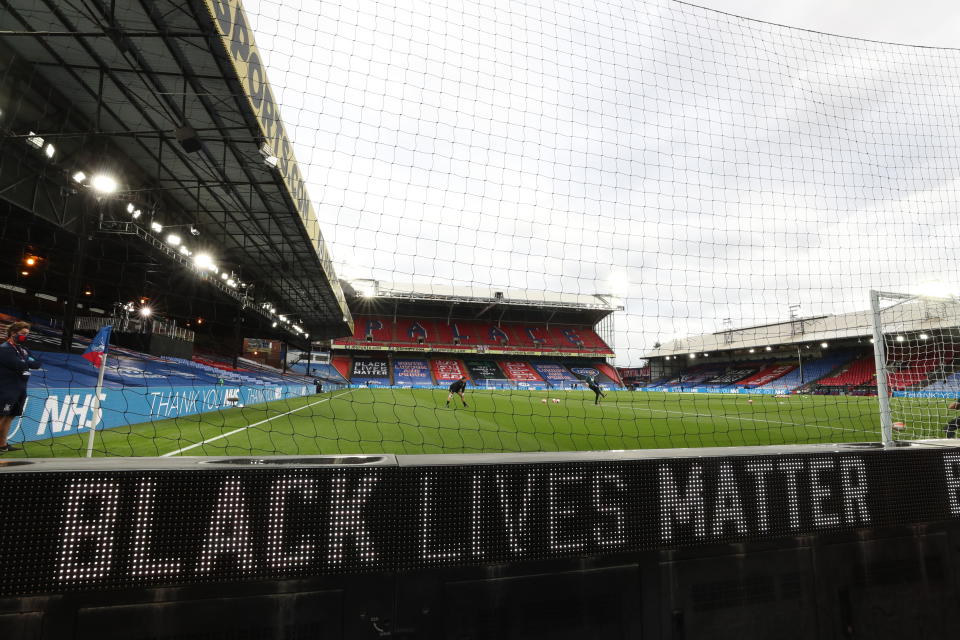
[499, 361, 547, 389]
[332, 355, 353, 381]
[701, 364, 763, 387]
[923, 370, 960, 392]
[737, 363, 797, 387]
[350, 355, 391, 386]
[288, 361, 348, 385]
[884, 344, 953, 389]
[334, 315, 614, 355]
[758, 352, 856, 391]
[569, 364, 617, 388]
[666, 364, 725, 388]
[816, 355, 876, 387]
[432, 358, 469, 383]
[530, 361, 580, 388]
[462, 359, 512, 389]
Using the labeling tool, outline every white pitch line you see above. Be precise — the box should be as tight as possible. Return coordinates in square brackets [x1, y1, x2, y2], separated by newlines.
[161, 390, 352, 457]
[614, 401, 863, 433]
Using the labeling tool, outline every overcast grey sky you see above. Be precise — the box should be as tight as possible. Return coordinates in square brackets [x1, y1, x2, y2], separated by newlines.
[693, 0, 960, 47]
[246, 0, 960, 365]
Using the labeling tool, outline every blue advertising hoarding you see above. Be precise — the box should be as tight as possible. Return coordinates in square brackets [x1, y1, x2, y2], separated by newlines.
[9, 383, 312, 444]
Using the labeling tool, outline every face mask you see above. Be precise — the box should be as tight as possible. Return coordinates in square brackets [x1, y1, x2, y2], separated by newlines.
[16, 335, 27, 343]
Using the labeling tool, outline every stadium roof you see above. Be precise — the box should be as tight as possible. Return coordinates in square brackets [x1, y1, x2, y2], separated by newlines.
[0, 0, 352, 338]
[644, 296, 960, 358]
[342, 279, 623, 325]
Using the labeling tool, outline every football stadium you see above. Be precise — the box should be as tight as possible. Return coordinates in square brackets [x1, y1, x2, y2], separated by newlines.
[2, 0, 960, 638]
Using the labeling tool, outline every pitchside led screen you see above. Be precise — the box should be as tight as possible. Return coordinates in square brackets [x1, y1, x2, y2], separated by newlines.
[1, 448, 960, 596]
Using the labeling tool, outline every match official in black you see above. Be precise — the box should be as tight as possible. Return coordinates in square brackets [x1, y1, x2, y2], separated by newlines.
[446, 376, 468, 408]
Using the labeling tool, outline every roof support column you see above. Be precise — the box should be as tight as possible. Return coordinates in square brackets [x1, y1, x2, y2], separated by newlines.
[60, 198, 92, 352]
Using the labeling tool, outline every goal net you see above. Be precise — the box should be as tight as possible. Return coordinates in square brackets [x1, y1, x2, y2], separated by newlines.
[872, 291, 960, 442]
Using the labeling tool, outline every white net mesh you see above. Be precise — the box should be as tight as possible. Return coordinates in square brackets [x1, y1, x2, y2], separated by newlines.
[874, 293, 960, 441]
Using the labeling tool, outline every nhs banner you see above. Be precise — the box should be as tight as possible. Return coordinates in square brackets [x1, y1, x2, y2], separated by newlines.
[9, 384, 313, 444]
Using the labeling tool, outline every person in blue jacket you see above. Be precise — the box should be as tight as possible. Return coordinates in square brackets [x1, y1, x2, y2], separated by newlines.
[0, 321, 41, 452]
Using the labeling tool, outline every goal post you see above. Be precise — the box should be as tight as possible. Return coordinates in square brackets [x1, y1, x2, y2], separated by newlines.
[871, 289, 960, 444]
[870, 290, 898, 445]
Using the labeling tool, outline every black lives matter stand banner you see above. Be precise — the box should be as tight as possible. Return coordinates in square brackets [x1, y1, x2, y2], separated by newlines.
[2, 448, 960, 596]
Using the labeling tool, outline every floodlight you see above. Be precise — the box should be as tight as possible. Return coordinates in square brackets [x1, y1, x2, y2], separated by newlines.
[920, 333, 930, 340]
[24, 257, 36, 266]
[689, 354, 695, 359]
[126, 203, 135, 213]
[132, 209, 141, 219]
[765, 346, 772, 351]
[272, 322, 278, 328]
[820, 342, 828, 348]
[749, 348, 755, 353]
[226, 279, 236, 287]
[139, 306, 152, 317]
[259, 143, 279, 167]
[193, 253, 214, 270]
[90, 174, 118, 194]
[220, 272, 228, 280]
[304, 333, 309, 339]
[896, 335, 905, 342]
[870, 338, 875, 343]
[150, 222, 163, 233]
[179, 245, 190, 256]
[44, 143, 55, 159]
[26, 132, 43, 149]
[279, 315, 287, 321]
[189, 225, 200, 236]
[72, 171, 87, 183]
[166, 233, 181, 246]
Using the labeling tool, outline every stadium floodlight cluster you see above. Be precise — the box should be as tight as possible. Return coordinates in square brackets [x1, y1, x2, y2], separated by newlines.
[5, 0, 960, 458]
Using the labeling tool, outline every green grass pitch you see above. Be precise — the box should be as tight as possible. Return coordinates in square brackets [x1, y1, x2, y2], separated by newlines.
[8, 389, 953, 458]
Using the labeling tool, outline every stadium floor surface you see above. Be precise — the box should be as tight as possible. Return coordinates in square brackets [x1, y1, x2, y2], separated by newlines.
[9, 389, 953, 458]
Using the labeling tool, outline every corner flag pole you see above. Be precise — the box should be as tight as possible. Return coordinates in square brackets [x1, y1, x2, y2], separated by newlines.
[84, 325, 112, 458]
[85, 350, 107, 458]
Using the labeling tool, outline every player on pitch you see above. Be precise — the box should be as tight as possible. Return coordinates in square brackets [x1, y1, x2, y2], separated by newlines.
[945, 398, 960, 438]
[586, 374, 606, 405]
[446, 375, 468, 408]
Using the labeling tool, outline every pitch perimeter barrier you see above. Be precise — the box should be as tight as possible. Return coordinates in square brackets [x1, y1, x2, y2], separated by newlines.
[9, 383, 314, 444]
[2, 444, 959, 638]
[641, 386, 784, 394]
[894, 390, 960, 399]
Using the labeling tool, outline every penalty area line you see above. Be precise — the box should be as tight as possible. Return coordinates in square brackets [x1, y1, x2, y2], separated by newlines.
[161, 390, 352, 457]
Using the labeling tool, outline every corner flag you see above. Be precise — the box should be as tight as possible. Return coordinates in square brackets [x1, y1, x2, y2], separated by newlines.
[82, 325, 113, 368]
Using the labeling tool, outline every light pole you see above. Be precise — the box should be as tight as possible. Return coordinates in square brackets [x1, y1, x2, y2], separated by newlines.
[797, 344, 804, 385]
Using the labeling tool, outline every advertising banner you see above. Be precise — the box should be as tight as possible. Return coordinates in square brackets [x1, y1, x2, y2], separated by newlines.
[351, 357, 390, 386]
[10, 383, 313, 444]
[393, 359, 433, 387]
